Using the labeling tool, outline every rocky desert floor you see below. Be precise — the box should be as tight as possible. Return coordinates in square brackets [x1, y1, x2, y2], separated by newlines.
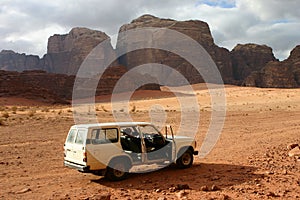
[0, 84, 299, 200]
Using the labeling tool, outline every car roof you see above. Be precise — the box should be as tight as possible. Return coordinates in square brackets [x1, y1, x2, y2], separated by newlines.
[71, 122, 152, 129]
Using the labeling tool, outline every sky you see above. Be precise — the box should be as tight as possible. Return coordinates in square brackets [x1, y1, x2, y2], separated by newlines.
[0, 0, 300, 60]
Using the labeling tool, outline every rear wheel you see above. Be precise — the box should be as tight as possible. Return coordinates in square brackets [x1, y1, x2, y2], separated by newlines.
[176, 149, 193, 169]
[105, 159, 130, 181]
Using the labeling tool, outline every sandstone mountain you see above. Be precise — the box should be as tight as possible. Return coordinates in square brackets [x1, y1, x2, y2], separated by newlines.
[231, 44, 278, 82]
[117, 14, 233, 84]
[0, 15, 299, 92]
[0, 50, 42, 72]
[243, 45, 300, 88]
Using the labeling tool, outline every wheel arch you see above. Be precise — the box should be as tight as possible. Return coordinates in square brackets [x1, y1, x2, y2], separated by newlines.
[176, 146, 194, 158]
[107, 155, 132, 170]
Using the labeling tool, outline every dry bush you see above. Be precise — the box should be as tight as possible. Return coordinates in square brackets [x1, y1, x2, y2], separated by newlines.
[28, 110, 36, 117]
[2, 112, 9, 118]
[41, 107, 50, 112]
[11, 106, 17, 112]
[101, 105, 108, 112]
[131, 104, 136, 112]
[0, 118, 5, 126]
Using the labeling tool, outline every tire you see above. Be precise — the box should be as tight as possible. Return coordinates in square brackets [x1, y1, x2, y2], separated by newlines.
[176, 149, 193, 169]
[105, 159, 130, 181]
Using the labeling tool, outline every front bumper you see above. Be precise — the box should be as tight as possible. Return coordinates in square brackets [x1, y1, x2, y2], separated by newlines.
[64, 160, 90, 172]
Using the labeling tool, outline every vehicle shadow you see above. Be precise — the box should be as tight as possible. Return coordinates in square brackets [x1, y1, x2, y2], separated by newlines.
[91, 162, 262, 191]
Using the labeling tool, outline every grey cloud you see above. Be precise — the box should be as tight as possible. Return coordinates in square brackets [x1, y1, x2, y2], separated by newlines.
[0, 0, 299, 60]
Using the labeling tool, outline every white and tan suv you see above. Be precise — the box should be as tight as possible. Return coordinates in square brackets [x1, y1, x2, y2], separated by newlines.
[64, 122, 198, 181]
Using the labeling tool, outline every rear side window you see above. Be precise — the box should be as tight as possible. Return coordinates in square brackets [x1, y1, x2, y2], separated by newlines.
[66, 129, 77, 143]
[75, 130, 86, 145]
[91, 128, 118, 144]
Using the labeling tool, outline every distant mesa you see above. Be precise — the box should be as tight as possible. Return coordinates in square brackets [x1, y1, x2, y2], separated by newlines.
[0, 15, 299, 103]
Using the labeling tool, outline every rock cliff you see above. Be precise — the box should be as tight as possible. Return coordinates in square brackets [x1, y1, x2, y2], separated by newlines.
[0, 50, 43, 72]
[117, 14, 233, 84]
[45, 27, 115, 75]
[243, 46, 300, 88]
[231, 44, 277, 82]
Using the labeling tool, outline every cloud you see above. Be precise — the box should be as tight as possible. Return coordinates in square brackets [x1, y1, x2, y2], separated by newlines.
[0, 0, 299, 60]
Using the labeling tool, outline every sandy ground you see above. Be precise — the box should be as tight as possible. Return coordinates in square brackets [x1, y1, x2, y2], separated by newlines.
[0, 84, 299, 199]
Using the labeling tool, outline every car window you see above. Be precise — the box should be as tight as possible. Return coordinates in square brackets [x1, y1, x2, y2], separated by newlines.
[66, 129, 77, 143]
[139, 125, 160, 136]
[91, 128, 118, 144]
[75, 130, 86, 145]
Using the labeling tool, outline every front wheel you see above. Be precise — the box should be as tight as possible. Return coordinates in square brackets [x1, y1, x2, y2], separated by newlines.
[105, 159, 129, 181]
[176, 149, 193, 169]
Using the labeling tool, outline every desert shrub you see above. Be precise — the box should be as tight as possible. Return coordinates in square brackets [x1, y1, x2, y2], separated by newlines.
[41, 107, 49, 112]
[101, 105, 108, 112]
[18, 107, 26, 112]
[28, 110, 36, 117]
[11, 106, 17, 112]
[0, 118, 4, 126]
[2, 112, 9, 118]
[131, 104, 136, 112]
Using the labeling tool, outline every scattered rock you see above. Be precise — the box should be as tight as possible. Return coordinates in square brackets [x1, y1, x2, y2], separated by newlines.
[266, 191, 280, 197]
[87, 193, 111, 200]
[155, 189, 162, 193]
[157, 197, 166, 200]
[288, 146, 300, 157]
[169, 187, 176, 193]
[211, 185, 221, 191]
[200, 186, 209, 192]
[287, 143, 299, 150]
[15, 188, 31, 194]
[210, 176, 220, 181]
[282, 169, 288, 175]
[222, 194, 231, 200]
[175, 190, 188, 199]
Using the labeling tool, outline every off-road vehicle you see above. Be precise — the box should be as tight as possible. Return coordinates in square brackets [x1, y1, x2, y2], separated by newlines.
[64, 122, 198, 181]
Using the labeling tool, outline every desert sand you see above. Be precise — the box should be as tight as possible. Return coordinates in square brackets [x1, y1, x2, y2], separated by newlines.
[0, 84, 299, 199]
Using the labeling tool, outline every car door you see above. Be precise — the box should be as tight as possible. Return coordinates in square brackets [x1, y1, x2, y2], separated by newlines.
[64, 128, 87, 165]
[138, 125, 170, 164]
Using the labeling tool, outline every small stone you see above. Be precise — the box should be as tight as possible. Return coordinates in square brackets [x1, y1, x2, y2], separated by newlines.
[265, 171, 274, 175]
[169, 187, 176, 193]
[155, 189, 162, 193]
[288, 146, 300, 157]
[211, 185, 221, 191]
[222, 194, 230, 200]
[266, 192, 279, 197]
[287, 143, 299, 150]
[157, 197, 166, 200]
[211, 176, 220, 181]
[200, 186, 209, 192]
[15, 188, 31, 194]
[176, 190, 188, 199]
[282, 169, 288, 175]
